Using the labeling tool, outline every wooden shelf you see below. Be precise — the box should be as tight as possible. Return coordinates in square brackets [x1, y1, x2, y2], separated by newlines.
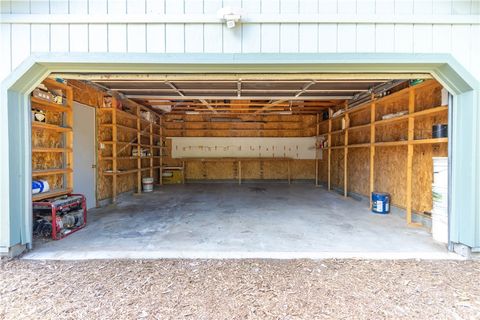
[32, 147, 72, 153]
[348, 123, 370, 131]
[348, 143, 370, 148]
[31, 97, 71, 113]
[32, 122, 72, 132]
[411, 138, 448, 145]
[374, 113, 409, 126]
[32, 188, 73, 201]
[374, 141, 408, 147]
[103, 169, 138, 176]
[32, 168, 73, 177]
[413, 105, 448, 118]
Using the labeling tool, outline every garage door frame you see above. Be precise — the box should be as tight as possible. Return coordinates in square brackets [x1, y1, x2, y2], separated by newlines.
[1, 53, 479, 256]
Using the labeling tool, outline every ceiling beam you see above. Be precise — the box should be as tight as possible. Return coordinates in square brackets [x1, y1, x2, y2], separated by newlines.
[128, 95, 354, 100]
[199, 99, 218, 114]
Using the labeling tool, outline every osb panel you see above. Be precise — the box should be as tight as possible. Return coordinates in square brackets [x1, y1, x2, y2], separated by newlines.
[349, 108, 371, 127]
[32, 153, 63, 171]
[374, 146, 407, 208]
[348, 128, 370, 145]
[241, 162, 262, 179]
[415, 81, 443, 112]
[375, 93, 409, 121]
[263, 161, 289, 179]
[331, 132, 345, 147]
[375, 121, 408, 142]
[97, 175, 112, 201]
[347, 148, 370, 196]
[317, 155, 328, 184]
[204, 161, 236, 179]
[185, 161, 205, 180]
[331, 117, 344, 131]
[291, 160, 315, 179]
[32, 129, 63, 148]
[330, 149, 345, 189]
[33, 174, 64, 190]
[414, 110, 448, 140]
[69, 79, 105, 108]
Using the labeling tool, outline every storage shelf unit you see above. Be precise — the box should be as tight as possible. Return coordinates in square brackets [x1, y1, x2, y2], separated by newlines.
[317, 80, 448, 224]
[31, 78, 73, 201]
[98, 99, 162, 202]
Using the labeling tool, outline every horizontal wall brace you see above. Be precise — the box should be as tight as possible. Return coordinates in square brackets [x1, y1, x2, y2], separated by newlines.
[2, 14, 479, 25]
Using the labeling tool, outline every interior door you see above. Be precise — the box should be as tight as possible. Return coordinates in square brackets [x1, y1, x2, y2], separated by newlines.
[73, 102, 96, 209]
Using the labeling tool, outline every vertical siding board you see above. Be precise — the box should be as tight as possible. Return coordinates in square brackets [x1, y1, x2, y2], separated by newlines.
[11, 24, 30, 70]
[127, 0, 146, 14]
[30, 1, 50, 13]
[69, 24, 89, 52]
[395, 0, 414, 15]
[165, 0, 184, 13]
[203, 0, 222, 13]
[10, 0, 29, 13]
[318, 0, 338, 14]
[146, 0, 165, 14]
[299, 24, 318, 53]
[413, 0, 433, 14]
[108, 0, 127, 13]
[50, 24, 69, 52]
[432, 24, 451, 53]
[108, 24, 127, 52]
[338, 0, 356, 14]
[318, 24, 338, 52]
[281, 0, 298, 13]
[375, 24, 394, 52]
[433, 0, 452, 14]
[0, 24, 11, 78]
[375, 0, 394, 14]
[337, 24, 356, 52]
[88, 24, 108, 52]
[185, 24, 204, 53]
[413, 24, 433, 53]
[165, 24, 185, 53]
[451, 24, 472, 70]
[261, 24, 280, 53]
[356, 24, 375, 52]
[280, 24, 299, 53]
[471, 25, 480, 77]
[127, 24, 146, 52]
[88, 0, 107, 13]
[241, 24, 261, 53]
[204, 25, 223, 53]
[0, 0, 11, 14]
[31, 24, 50, 53]
[452, 0, 472, 14]
[69, 0, 89, 14]
[394, 24, 414, 53]
[299, 0, 318, 13]
[50, 0, 69, 14]
[223, 25, 242, 53]
[356, 0, 375, 14]
[146, 24, 166, 52]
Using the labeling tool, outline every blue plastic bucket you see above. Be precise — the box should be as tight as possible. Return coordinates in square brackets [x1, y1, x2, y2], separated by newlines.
[372, 192, 390, 214]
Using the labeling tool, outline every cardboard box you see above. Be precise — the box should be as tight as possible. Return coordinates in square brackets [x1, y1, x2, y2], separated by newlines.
[162, 171, 183, 184]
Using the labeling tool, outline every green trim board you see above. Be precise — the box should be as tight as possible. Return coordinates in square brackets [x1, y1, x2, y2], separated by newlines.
[1, 53, 479, 255]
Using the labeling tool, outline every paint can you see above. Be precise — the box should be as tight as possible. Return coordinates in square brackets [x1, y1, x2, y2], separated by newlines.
[142, 177, 154, 193]
[371, 192, 390, 214]
[432, 124, 448, 138]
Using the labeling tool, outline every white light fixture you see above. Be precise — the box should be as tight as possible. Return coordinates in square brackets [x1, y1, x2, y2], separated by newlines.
[217, 7, 242, 29]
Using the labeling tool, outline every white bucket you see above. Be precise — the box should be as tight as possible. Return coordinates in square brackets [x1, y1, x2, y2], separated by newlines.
[142, 177, 154, 192]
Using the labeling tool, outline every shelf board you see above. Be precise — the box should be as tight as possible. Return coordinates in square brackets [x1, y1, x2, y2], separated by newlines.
[411, 137, 448, 145]
[347, 123, 371, 131]
[330, 129, 345, 135]
[375, 141, 408, 147]
[348, 143, 370, 148]
[413, 105, 448, 118]
[32, 188, 73, 201]
[32, 168, 73, 177]
[32, 147, 72, 153]
[103, 169, 138, 176]
[32, 122, 72, 132]
[31, 97, 71, 113]
[161, 166, 184, 170]
[374, 113, 409, 126]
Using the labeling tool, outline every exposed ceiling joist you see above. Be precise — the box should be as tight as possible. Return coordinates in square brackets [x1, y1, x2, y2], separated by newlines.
[130, 95, 354, 100]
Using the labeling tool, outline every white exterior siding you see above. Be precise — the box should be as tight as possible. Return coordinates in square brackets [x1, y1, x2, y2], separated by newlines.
[1, 0, 479, 81]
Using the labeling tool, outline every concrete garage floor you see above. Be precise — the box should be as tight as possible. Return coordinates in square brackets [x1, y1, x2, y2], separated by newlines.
[24, 184, 458, 260]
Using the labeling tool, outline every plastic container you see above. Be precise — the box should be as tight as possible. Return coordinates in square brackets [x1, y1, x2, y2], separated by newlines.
[371, 192, 390, 214]
[432, 124, 448, 138]
[433, 157, 448, 187]
[142, 177, 154, 192]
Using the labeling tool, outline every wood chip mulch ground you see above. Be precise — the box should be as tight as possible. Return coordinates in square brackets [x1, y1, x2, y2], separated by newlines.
[1, 259, 479, 319]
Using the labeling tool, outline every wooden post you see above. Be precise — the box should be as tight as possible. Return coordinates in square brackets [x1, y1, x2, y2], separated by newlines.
[149, 112, 153, 180]
[287, 159, 291, 185]
[406, 88, 415, 224]
[369, 98, 376, 208]
[238, 160, 242, 185]
[159, 115, 163, 185]
[327, 107, 332, 191]
[65, 85, 74, 192]
[344, 103, 349, 197]
[112, 98, 118, 202]
[136, 105, 141, 194]
[315, 113, 319, 186]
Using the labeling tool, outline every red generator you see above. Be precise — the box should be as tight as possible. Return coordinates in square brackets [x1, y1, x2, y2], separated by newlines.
[33, 194, 87, 240]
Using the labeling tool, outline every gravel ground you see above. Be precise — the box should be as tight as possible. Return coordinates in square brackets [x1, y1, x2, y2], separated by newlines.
[1, 259, 480, 319]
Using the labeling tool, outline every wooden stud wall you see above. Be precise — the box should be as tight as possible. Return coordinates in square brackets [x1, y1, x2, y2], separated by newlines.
[317, 80, 448, 220]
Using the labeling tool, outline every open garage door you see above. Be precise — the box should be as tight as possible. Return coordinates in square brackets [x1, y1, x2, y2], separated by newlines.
[24, 71, 455, 259]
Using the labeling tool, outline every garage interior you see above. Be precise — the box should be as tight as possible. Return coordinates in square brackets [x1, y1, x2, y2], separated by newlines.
[27, 74, 450, 259]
